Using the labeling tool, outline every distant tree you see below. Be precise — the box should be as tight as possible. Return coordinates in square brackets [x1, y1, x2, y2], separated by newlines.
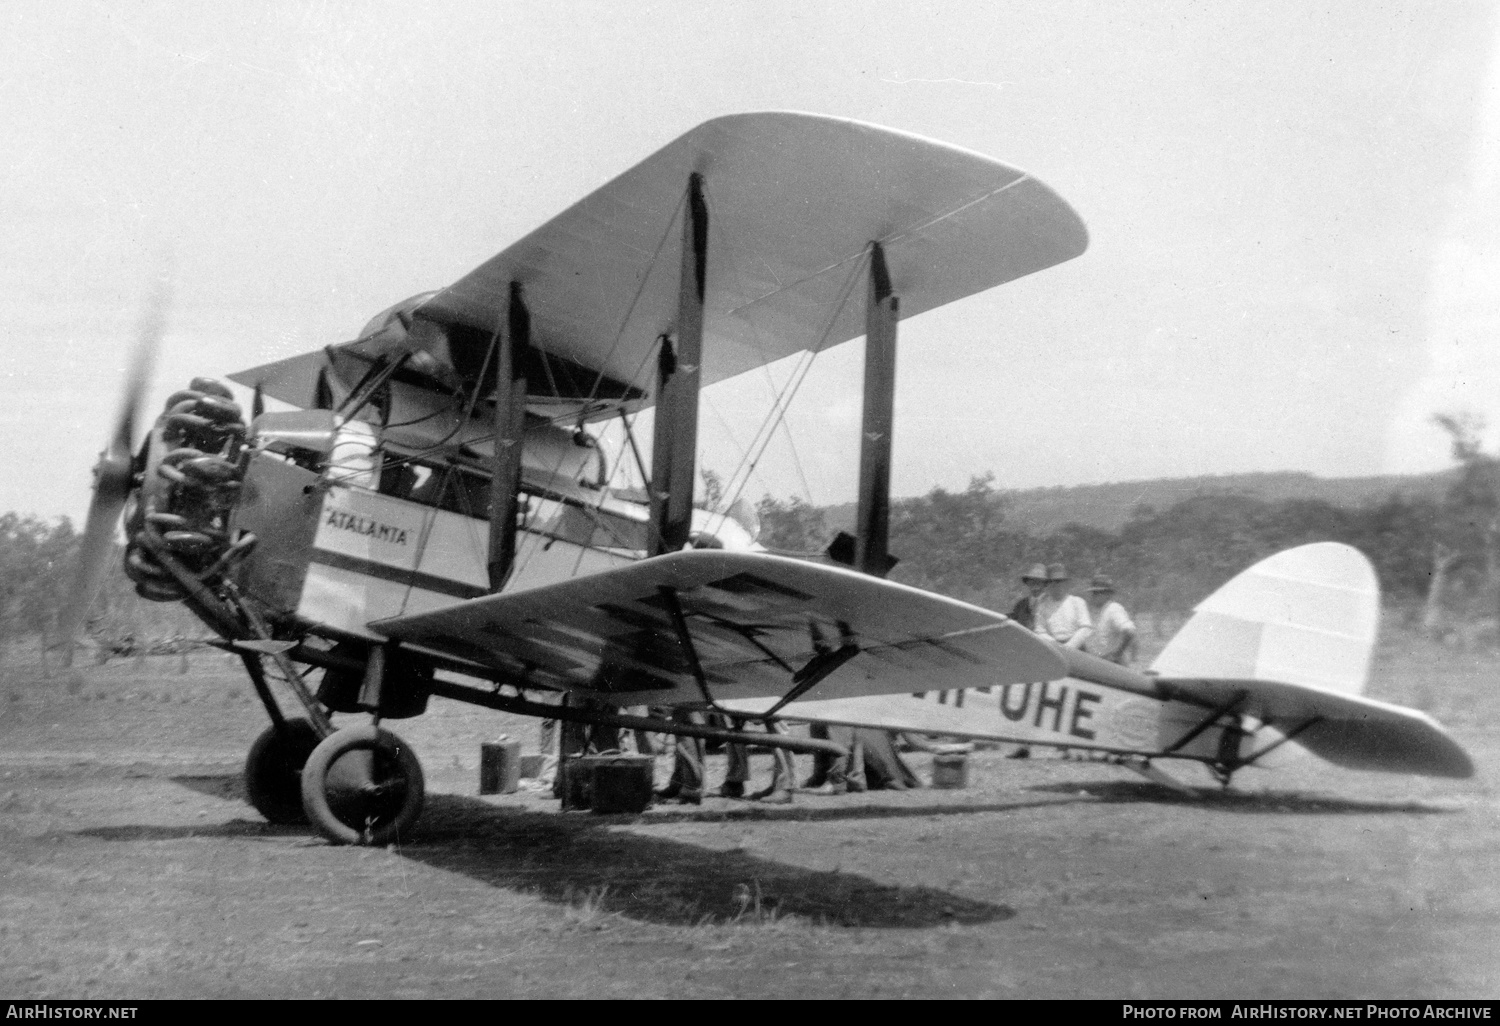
[0, 514, 77, 668]
[756, 468, 1461, 627]
[1343, 494, 1442, 601]
[887, 474, 1028, 600]
[1032, 520, 1124, 579]
[756, 495, 831, 554]
[1430, 412, 1500, 623]
[700, 467, 726, 510]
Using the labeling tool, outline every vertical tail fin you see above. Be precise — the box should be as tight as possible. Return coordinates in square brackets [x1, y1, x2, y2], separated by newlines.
[1150, 543, 1379, 696]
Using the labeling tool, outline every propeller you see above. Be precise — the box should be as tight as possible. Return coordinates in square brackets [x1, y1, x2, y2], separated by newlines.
[58, 284, 168, 655]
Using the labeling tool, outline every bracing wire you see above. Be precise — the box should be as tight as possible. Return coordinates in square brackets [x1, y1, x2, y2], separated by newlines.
[715, 249, 869, 519]
[777, 412, 817, 508]
[519, 183, 691, 577]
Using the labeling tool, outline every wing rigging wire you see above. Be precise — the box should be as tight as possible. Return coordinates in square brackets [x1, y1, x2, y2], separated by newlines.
[371, 340, 497, 473]
[391, 320, 504, 611]
[390, 181, 685, 522]
[509, 191, 689, 580]
[700, 393, 813, 531]
[507, 186, 691, 581]
[776, 411, 816, 511]
[568, 186, 689, 425]
[687, 175, 847, 534]
[394, 170, 861, 575]
[725, 176, 1032, 319]
[714, 249, 869, 527]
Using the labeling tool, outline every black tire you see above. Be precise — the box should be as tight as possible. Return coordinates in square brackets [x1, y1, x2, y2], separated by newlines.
[244, 719, 322, 825]
[300, 725, 424, 846]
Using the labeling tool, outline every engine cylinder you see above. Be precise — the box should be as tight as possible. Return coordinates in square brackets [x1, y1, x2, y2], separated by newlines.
[123, 382, 251, 601]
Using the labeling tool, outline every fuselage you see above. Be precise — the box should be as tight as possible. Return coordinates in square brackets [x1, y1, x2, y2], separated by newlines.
[227, 415, 754, 643]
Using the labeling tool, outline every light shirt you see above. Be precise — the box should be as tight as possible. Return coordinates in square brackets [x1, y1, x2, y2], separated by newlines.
[1085, 599, 1136, 661]
[1033, 593, 1091, 644]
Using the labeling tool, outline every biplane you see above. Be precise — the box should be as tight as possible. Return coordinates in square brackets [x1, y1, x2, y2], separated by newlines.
[64, 112, 1469, 846]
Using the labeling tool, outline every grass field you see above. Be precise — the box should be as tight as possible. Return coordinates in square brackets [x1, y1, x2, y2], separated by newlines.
[0, 625, 1494, 998]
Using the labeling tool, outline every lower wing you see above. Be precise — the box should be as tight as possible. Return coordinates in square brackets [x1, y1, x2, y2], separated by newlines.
[370, 550, 1066, 707]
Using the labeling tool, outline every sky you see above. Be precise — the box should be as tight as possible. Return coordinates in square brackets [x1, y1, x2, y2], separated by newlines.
[5, 0, 1500, 522]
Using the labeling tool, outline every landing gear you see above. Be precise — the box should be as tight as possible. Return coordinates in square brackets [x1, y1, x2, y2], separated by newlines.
[243, 718, 321, 824]
[299, 725, 425, 846]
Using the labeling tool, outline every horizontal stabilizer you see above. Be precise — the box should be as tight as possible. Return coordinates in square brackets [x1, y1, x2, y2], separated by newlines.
[372, 551, 1066, 706]
[1156, 675, 1473, 778]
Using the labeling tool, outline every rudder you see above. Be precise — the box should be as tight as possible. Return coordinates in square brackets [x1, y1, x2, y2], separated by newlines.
[1150, 542, 1379, 696]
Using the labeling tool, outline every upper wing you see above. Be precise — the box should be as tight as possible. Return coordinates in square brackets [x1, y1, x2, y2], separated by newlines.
[234, 112, 1087, 421]
[369, 550, 1066, 706]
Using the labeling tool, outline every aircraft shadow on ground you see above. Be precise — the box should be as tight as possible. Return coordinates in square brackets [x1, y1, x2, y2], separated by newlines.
[402, 793, 1017, 929]
[78, 820, 305, 841]
[1026, 779, 1455, 815]
[171, 774, 243, 802]
[79, 776, 1022, 929]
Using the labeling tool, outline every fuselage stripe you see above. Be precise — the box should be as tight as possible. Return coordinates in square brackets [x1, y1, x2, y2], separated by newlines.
[309, 548, 488, 600]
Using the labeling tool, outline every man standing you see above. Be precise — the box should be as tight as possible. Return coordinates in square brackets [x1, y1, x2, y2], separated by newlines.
[1083, 575, 1138, 665]
[1032, 563, 1092, 649]
[720, 718, 796, 804]
[1008, 563, 1049, 629]
[654, 708, 706, 805]
[803, 724, 866, 794]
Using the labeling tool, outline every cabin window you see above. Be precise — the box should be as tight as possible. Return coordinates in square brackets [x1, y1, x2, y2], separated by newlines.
[378, 457, 647, 553]
[379, 462, 433, 502]
[526, 494, 647, 552]
[435, 467, 491, 518]
[379, 461, 487, 516]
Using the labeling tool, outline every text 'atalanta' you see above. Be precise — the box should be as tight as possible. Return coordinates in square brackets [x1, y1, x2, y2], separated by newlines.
[325, 509, 409, 546]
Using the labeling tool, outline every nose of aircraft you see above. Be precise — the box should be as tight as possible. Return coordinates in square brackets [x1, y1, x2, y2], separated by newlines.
[59, 282, 169, 657]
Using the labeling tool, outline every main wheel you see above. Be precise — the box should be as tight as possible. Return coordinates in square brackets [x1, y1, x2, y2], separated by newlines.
[300, 725, 425, 846]
[244, 718, 321, 825]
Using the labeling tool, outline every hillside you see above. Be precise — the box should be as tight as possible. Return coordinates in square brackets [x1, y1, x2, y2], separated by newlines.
[995, 470, 1455, 534]
[823, 469, 1454, 535]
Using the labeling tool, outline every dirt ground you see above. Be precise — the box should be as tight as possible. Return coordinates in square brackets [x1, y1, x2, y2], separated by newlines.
[0, 632, 1495, 999]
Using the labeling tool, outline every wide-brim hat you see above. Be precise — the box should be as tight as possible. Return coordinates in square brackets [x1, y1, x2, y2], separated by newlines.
[1046, 563, 1069, 582]
[1087, 574, 1116, 592]
[1021, 563, 1048, 582]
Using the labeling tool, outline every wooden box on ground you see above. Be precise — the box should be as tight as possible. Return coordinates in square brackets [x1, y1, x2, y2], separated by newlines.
[560, 754, 655, 813]
[931, 753, 968, 789]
